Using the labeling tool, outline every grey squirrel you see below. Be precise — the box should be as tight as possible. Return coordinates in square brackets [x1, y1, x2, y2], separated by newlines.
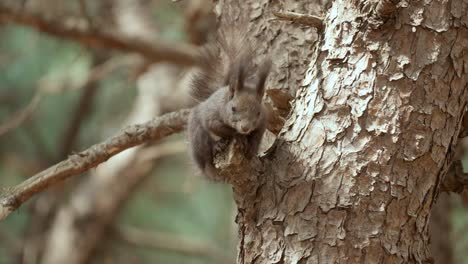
[187, 32, 271, 181]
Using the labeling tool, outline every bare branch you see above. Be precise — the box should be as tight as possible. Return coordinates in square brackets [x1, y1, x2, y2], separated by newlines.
[0, 4, 198, 66]
[0, 92, 41, 137]
[0, 109, 191, 221]
[42, 140, 187, 264]
[272, 11, 324, 30]
[114, 225, 234, 263]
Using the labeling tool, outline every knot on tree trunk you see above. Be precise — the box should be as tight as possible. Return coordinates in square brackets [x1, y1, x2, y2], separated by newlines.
[212, 137, 265, 224]
[213, 138, 262, 193]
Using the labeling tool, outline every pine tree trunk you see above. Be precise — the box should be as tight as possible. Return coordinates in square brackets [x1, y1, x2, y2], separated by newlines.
[220, 1, 468, 263]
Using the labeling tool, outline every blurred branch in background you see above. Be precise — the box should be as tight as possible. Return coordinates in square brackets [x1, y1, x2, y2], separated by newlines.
[0, 90, 41, 137]
[42, 140, 187, 264]
[18, 52, 141, 264]
[0, 0, 234, 264]
[0, 3, 198, 66]
[37, 0, 214, 262]
[114, 225, 234, 264]
[59, 54, 140, 158]
[0, 109, 190, 221]
[138, 141, 186, 163]
[58, 54, 106, 159]
[17, 53, 122, 263]
[38, 0, 202, 261]
[77, 0, 93, 29]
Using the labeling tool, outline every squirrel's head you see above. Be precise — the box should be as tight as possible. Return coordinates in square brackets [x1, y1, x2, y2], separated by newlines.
[224, 59, 271, 134]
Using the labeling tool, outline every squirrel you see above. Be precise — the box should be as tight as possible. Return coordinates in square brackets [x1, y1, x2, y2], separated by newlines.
[187, 31, 271, 181]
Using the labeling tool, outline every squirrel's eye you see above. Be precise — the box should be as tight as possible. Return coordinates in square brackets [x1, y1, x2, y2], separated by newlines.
[232, 106, 237, 112]
[257, 111, 261, 116]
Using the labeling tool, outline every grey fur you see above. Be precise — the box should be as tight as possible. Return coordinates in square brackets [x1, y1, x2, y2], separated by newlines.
[187, 43, 271, 181]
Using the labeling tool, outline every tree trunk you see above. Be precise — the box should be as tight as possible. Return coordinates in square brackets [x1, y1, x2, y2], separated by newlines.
[220, 1, 467, 263]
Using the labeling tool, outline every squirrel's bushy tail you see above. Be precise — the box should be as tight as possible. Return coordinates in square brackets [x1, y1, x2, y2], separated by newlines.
[189, 24, 255, 102]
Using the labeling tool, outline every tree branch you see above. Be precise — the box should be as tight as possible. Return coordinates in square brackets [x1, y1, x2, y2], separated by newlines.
[42, 141, 187, 264]
[0, 92, 41, 137]
[0, 4, 198, 66]
[0, 108, 191, 221]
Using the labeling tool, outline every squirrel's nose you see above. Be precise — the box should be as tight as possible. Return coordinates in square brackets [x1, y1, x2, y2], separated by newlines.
[241, 125, 250, 133]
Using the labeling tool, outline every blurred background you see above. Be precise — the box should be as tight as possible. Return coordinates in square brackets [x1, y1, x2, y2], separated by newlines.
[0, 0, 237, 263]
[0, 0, 467, 264]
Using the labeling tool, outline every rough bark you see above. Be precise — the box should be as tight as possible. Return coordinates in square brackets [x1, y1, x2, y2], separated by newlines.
[217, 0, 468, 263]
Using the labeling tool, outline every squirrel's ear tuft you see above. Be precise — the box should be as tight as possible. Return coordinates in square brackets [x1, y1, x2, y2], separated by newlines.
[228, 75, 235, 99]
[236, 65, 245, 92]
[228, 61, 245, 98]
[256, 58, 272, 99]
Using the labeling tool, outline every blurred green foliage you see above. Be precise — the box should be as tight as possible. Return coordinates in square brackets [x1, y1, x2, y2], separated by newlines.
[0, 2, 236, 264]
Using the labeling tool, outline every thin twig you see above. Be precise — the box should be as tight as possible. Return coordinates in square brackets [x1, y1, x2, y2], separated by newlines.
[272, 11, 324, 30]
[87, 55, 141, 83]
[114, 225, 234, 263]
[0, 4, 198, 66]
[0, 92, 41, 137]
[0, 108, 191, 221]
